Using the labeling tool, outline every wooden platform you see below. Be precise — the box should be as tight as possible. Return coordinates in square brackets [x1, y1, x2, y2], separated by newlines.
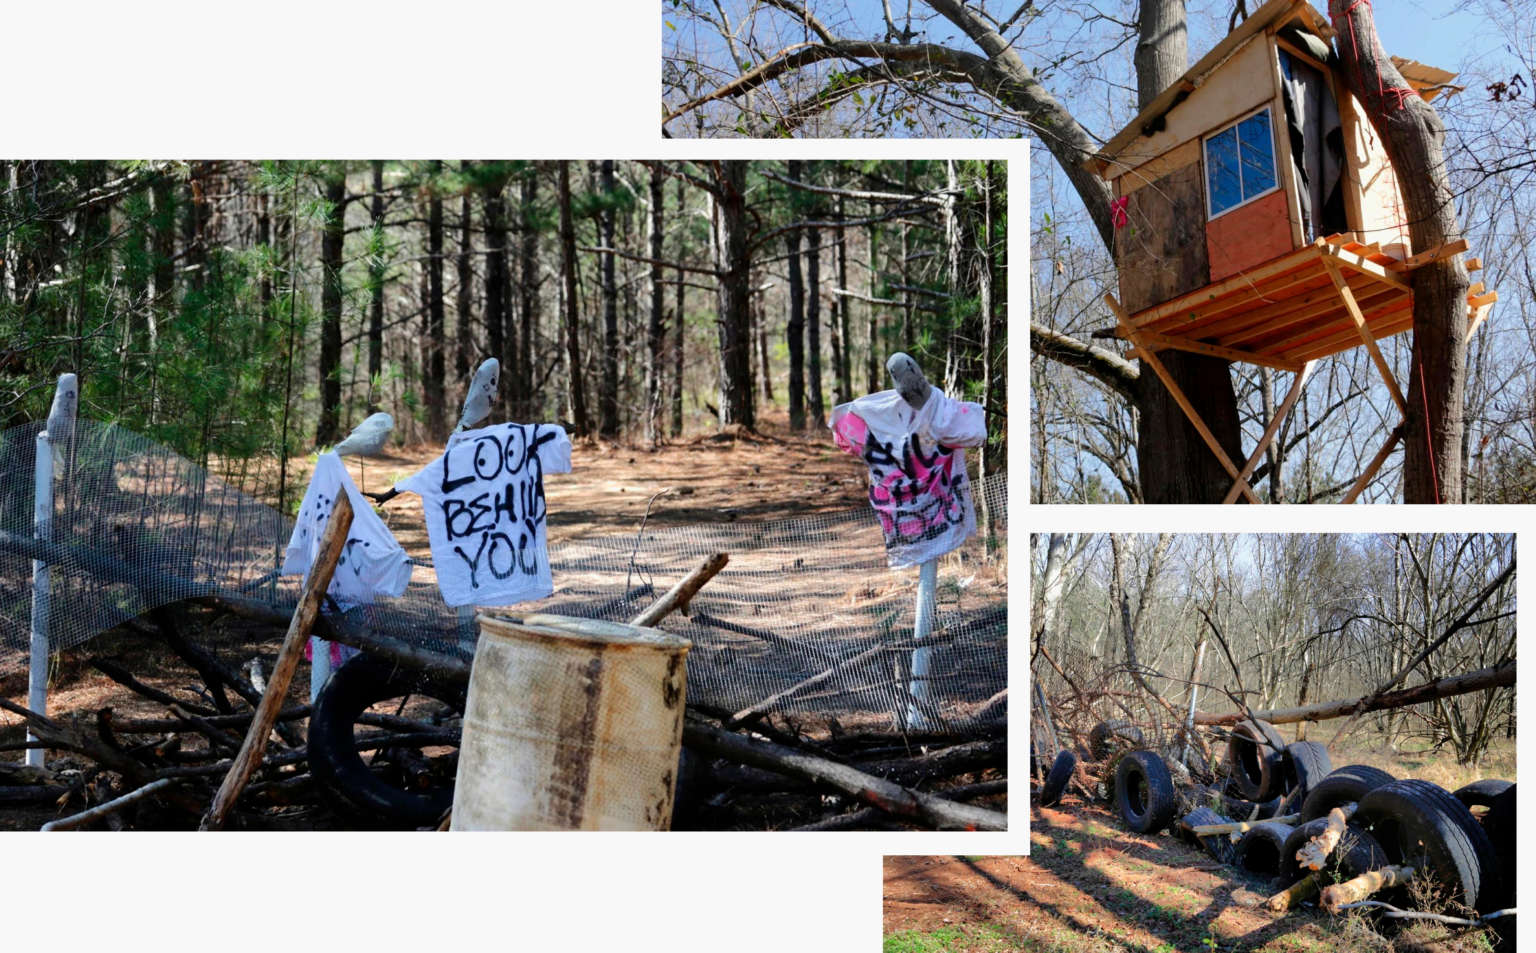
[1114, 236, 1490, 371]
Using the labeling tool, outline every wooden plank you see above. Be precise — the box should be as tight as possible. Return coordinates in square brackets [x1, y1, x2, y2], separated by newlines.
[1132, 327, 1304, 371]
[200, 492, 355, 831]
[1166, 271, 1335, 340]
[1116, 159, 1211, 313]
[1468, 302, 1494, 338]
[1323, 257, 1408, 415]
[1136, 260, 1327, 334]
[1112, 295, 1262, 504]
[1219, 281, 1401, 350]
[1126, 243, 1324, 329]
[1222, 361, 1316, 503]
[1324, 245, 1411, 290]
[1342, 426, 1403, 503]
[1207, 190, 1297, 281]
[1468, 291, 1499, 309]
[1112, 139, 1202, 197]
[1387, 237, 1468, 271]
[1466, 257, 1482, 272]
[1283, 307, 1413, 363]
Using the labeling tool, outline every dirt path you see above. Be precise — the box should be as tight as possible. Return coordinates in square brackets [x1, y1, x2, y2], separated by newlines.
[884, 799, 1399, 953]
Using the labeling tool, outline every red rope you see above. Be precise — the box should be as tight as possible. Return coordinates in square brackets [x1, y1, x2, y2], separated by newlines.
[1336, 0, 1419, 112]
[1418, 362, 1442, 504]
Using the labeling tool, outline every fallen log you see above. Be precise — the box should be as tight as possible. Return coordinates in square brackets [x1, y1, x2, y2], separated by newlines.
[1193, 663, 1514, 727]
[1297, 805, 1356, 871]
[0, 784, 70, 804]
[42, 777, 178, 831]
[201, 492, 353, 831]
[1321, 864, 1415, 914]
[682, 717, 1005, 831]
[857, 738, 1006, 786]
[1266, 874, 1320, 912]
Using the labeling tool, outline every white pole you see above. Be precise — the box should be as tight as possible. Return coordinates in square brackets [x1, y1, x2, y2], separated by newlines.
[27, 431, 52, 768]
[309, 637, 332, 701]
[905, 558, 938, 731]
[28, 373, 77, 768]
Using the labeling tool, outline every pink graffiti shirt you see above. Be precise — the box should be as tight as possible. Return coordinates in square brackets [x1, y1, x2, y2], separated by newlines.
[394, 422, 571, 607]
[829, 386, 987, 568]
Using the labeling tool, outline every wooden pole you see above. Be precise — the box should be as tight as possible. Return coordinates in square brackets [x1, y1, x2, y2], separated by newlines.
[1266, 874, 1320, 912]
[1189, 813, 1302, 837]
[200, 493, 354, 831]
[628, 552, 729, 626]
[1221, 361, 1315, 503]
[1341, 424, 1404, 503]
[42, 777, 177, 832]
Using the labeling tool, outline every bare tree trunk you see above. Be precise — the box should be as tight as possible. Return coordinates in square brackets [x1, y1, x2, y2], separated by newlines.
[517, 166, 539, 418]
[484, 173, 512, 421]
[558, 162, 589, 435]
[456, 170, 475, 386]
[645, 164, 667, 448]
[711, 161, 754, 429]
[425, 160, 447, 439]
[785, 161, 806, 430]
[315, 167, 346, 446]
[671, 175, 688, 437]
[866, 224, 880, 393]
[806, 223, 825, 428]
[367, 161, 385, 411]
[1329, 0, 1469, 504]
[598, 160, 620, 438]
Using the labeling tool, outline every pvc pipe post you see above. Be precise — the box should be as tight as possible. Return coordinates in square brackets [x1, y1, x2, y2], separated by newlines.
[905, 558, 939, 731]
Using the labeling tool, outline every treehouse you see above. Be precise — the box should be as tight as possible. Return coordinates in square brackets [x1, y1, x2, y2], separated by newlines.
[1089, 0, 1495, 502]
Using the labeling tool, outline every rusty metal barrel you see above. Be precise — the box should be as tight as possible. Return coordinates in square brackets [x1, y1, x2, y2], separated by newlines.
[450, 612, 691, 831]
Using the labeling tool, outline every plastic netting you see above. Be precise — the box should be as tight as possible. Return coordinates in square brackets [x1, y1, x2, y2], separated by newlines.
[0, 419, 1006, 733]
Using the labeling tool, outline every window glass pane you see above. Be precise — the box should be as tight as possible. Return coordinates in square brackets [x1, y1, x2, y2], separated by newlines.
[1238, 110, 1277, 199]
[1206, 125, 1242, 215]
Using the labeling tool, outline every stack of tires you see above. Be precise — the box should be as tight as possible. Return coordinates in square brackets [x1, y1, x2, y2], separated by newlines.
[1099, 720, 1514, 935]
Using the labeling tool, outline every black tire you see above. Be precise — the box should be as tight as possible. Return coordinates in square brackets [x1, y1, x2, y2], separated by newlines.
[1218, 793, 1284, 821]
[1177, 806, 1236, 864]
[1483, 784, 1516, 914]
[1039, 750, 1077, 807]
[1115, 749, 1178, 834]
[1232, 820, 1294, 876]
[1226, 719, 1287, 801]
[1453, 778, 1514, 813]
[1089, 720, 1144, 761]
[1284, 741, 1332, 800]
[308, 654, 466, 829]
[1300, 764, 1397, 822]
[1277, 815, 1391, 886]
[1355, 778, 1498, 911]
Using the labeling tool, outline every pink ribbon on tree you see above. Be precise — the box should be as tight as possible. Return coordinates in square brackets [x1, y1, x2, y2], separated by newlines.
[1110, 195, 1129, 229]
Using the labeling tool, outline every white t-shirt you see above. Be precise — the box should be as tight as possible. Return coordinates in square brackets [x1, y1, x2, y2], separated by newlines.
[394, 422, 572, 607]
[829, 386, 987, 568]
[282, 452, 413, 609]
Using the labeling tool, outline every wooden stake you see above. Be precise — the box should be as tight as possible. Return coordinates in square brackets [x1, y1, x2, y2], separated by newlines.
[200, 493, 354, 831]
[1321, 864, 1414, 914]
[628, 552, 729, 626]
[1222, 360, 1316, 503]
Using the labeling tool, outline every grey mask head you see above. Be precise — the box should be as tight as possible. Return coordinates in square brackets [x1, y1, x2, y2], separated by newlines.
[885, 352, 930, 411]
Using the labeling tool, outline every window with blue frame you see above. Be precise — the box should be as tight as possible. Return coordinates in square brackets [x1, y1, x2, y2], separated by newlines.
[1204, 108, 1279, 218]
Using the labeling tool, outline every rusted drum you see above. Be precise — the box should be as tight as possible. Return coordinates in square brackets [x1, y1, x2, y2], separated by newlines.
[450, 612, 690, 831]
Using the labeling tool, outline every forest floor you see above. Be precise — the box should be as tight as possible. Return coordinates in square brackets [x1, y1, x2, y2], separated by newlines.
[0, 411, 1006, 830]
[884, 792, 1502, 952]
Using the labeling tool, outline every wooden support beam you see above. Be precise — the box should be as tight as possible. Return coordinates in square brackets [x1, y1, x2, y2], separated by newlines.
[1123, 246, 1324, 330]
[1465, 257, 1482, 272]
[200, 493, 354, 831]
[1341, 425, 1404, 504]
[1222, 361, 1315, 504]
[1468, 302, 1494, 338]
[1387, 237, 1469, 272]
[1323, 258, 1408, 416]
[1324, 246, 1411, 290]
[1110, 295, 1260, 504]
[1467, 290, 1499, 309]
[1193, 662, 1512, 726]
[1124, 327, 1303, 371]
[1222, 282, 1400, 351]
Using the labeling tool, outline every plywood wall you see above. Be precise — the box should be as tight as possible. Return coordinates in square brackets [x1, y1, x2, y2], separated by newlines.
[1206, 189, 1294, 281]
[1116, 159, 1211, 313]
[1341, 93, 1412, 257]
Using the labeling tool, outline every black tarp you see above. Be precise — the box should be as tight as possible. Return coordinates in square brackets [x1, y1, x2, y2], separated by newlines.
[1279, 47, 1348, 241]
